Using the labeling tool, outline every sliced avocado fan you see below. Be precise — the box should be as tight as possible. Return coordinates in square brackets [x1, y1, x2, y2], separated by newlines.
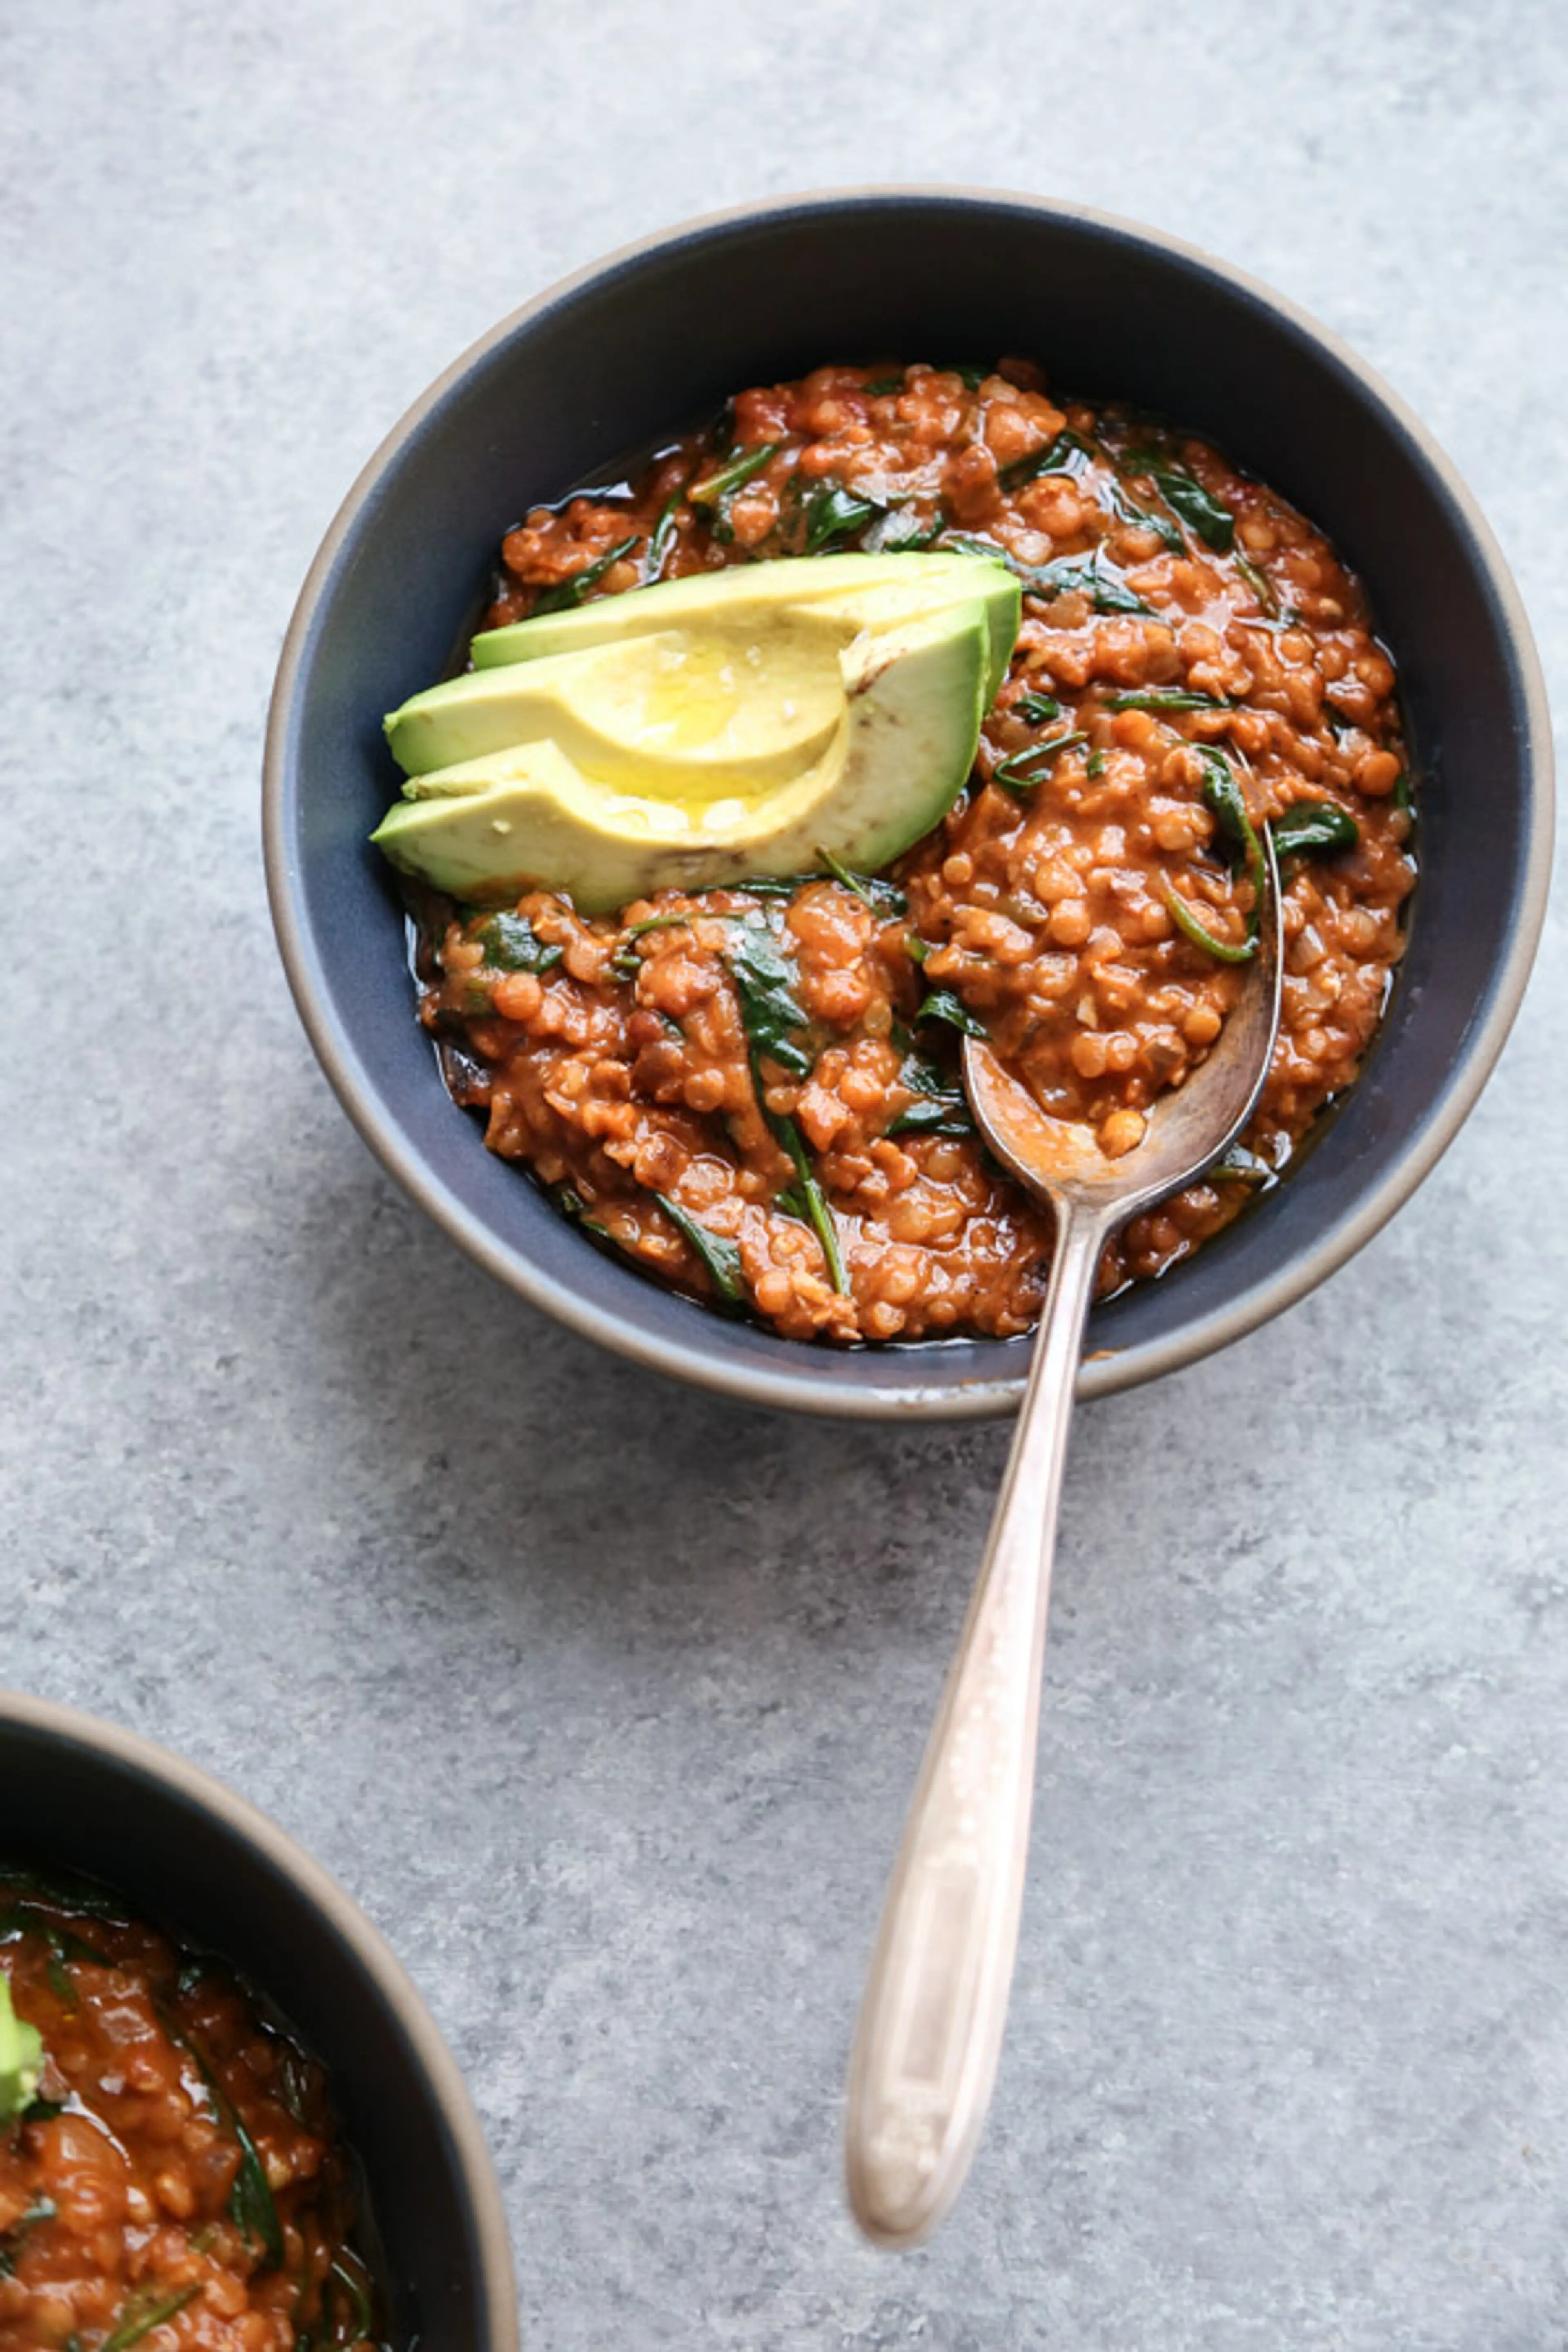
[373, 599, 996, 913]
[372, 552, 1019, 909]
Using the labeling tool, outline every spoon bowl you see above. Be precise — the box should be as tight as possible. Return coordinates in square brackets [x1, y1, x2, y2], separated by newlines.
[845, 837, 1282, 2248]
[965, 837, 1283, 1220]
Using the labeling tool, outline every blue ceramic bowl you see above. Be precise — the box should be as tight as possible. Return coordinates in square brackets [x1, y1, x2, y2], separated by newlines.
[0, 1690, 518, 2351]
[264, 189, 1552, 1420]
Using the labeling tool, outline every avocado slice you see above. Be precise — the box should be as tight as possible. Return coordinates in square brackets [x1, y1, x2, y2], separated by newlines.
[468, 550, 1020, 711]
[386, 617, 847, 790]
[0, 1972, 42, 2125]
[372, 601, 990, 913]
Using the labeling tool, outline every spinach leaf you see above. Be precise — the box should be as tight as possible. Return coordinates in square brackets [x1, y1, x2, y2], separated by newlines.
[772, 1115, 849, 1294]
[1031, 553, 1153, 615]
[1232, 550, 1280, 616]
[1270, 801, 1359, 858]
[1101, 687, 1230, 713]
[532, 534, 639, 615]
[271, 2043, 312, 2129]
[889, 1052, 974, 1140]
[735, 875, 816, 899]
[101, 2286, 201, 2352]
[727, 911, 844, 1285]
[1120, 449, 1235, 553]
[625, 912, 693, 940]
[1200, 747, 1262, 874]
[158, 2007, 284, 2272]
[609, 911, 691, 981]
[2, 1904, 111, 2010]
[902, 1053, 962, 1097]
[1393, 769, 1413, 814]
[917, 988, 988, 1040]
[0, 1908, 107, 1964]
[323, 2256, 376, 2348]
[938, 529, 1010, 568]
[1157, 877, 1256, 964]
[1158, 748, 1263, 965]
[817, 846, 908, 915]
[655, 1194, 746, 1305]
[1160, 476, 1237, 555]
[888, 1098, 973, 1138]
[991, 732, 1088, 792]
[863, 372, 906, 395]
[860, 501, 944, 552]
[478, 913, 563, 974]
[688, 443, 780, 508]
[229, 2114, 284, 2267]
[805, 484, 878, 554]
[996, 427, 1095, 492]
[1085, 749, 1107, 777]
[1013, 690, 1062, 724]
[944, 532, 1152, 614]
[1097, 477, 1184, 550]
[642, 490, 684, 585]
[557, 1187, 614, 1243]
[943, 363, 990, 389]
[726, 920, 814, 1078]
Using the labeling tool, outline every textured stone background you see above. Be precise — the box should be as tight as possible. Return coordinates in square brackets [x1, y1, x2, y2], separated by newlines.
[2, 2, 1564, 2345]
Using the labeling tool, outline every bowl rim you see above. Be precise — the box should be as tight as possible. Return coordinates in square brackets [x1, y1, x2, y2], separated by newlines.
[0, 1686, 520, 2352]
[264, 183, 1555, 1423]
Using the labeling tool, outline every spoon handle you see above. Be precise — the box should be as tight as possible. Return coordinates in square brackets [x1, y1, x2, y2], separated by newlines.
[844, 1203, 1106, 2247]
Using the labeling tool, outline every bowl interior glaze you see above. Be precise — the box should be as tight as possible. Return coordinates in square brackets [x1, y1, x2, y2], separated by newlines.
[266, 190, 1551, 1419]
[0, 1694, 518, 2352]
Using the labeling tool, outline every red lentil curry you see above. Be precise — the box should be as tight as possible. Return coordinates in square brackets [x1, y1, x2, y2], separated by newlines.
[412, 359, 1415, 1345]
[0, 1867, 381, 2352]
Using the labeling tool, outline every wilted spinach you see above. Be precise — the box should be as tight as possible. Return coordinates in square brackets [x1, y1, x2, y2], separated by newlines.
[532, 534, 639, 614]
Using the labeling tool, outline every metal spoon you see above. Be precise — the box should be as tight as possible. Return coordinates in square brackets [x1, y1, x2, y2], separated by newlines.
[845, 837, 1283, 2248]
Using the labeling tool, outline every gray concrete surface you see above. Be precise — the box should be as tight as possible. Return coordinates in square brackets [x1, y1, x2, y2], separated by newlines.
[2, 2, 1565, 2345]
